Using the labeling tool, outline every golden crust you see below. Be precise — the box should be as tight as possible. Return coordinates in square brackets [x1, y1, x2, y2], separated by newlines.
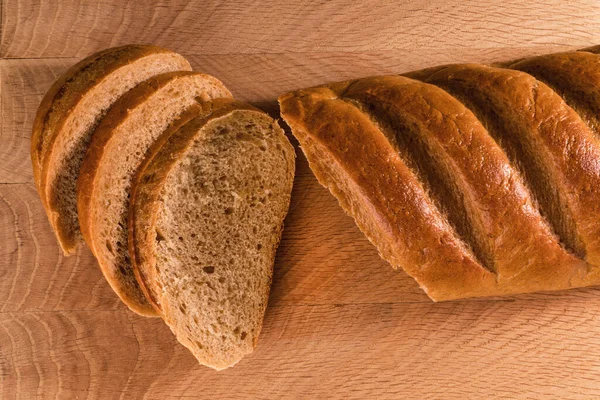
[342, 75, 587, 292]
[279, 62, 600, 300]
[509, 50, 600, 138]
[413, 64, 600, 269]
[279, 86, 497, 301]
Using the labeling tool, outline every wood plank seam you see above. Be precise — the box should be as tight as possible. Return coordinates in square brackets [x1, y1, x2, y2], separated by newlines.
[0, 0, 3, 59]
[4, 0, 600, 59]
[0, 48, 581, 59]
[0, 47, 588, 61]
[0, 295, 592, 311]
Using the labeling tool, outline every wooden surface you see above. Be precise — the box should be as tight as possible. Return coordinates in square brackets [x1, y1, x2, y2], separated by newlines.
[3, 1, 600, 398]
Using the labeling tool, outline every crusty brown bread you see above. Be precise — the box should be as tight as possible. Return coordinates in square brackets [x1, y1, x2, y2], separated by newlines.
[129, 98, 295, 369]
[280, 83, 496, 300]
[507, 50, 600, 138]
[77, 72, 231, 317]
[31, 45, 191, 255]
[343, 76, 590, 293]
[408, 64, 600, 268]
[279, 57, 600, 300]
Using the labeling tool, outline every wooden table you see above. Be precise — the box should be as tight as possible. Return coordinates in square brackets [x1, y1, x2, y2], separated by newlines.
[3, 1, 600, 398]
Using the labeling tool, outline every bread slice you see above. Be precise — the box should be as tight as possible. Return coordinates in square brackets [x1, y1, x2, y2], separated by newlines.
[31, 44, 191, 255]
[129, 98, 295, 369]
[407, 64, 600, 268]
[77, 72, 231, 316]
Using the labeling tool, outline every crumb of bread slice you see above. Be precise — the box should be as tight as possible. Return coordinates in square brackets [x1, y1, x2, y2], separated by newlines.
[77, 72, 231, 316]
[129, 99, 295, 369]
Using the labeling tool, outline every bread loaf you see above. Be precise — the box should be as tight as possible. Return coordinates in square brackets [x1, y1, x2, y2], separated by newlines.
[31, 45, 191, 255]
[129, 98, 295, 369]
[279, 48, 600, 300]
[77, 72, 231, 316]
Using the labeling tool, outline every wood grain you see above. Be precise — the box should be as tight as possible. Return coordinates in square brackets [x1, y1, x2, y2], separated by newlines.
[0, 183, 122, 312]
[3, 0, 600, 58]
[0, 59, 73, 184]
[3, 0, 600, 398]
[2, 299, 600, 399]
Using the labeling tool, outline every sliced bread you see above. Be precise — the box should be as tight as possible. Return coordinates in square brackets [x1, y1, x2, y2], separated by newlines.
[31, 44, 191, 255]
[77, 71, 231, 316]
[129, 98, 295, 369]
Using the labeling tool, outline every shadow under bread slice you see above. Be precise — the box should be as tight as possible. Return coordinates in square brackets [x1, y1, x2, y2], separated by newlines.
[32, 44, 191, 255]
[129, 98, 295, 370]
[77, 71, 232, 317]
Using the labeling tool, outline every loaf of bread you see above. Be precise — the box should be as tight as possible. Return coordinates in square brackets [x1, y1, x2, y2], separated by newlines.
[77, 71, 231, 316]
[279, 47, 600, 301]
[31, 45, 191, 255]
[129, 98, 295, 369]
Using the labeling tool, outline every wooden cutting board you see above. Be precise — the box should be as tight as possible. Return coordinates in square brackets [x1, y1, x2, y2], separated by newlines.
[3, 1, 600, 398]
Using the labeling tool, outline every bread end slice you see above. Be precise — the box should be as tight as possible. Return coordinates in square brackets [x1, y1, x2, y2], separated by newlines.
[130, 99, 295, 369]
[31, 44, 191, 256]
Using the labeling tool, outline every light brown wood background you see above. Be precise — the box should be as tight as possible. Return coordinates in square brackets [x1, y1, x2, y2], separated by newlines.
[3, 1, 600, 398]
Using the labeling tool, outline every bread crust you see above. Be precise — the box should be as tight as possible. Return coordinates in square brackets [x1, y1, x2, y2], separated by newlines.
[279, 67, 600, 300]
[342, 76, 587, 292]
[508, 50, 600, 138]
[279, 86, 498, 301]
[31, 44, 191, 255]
[411, 64, 600, 269]
[76, 72, 231, 316]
